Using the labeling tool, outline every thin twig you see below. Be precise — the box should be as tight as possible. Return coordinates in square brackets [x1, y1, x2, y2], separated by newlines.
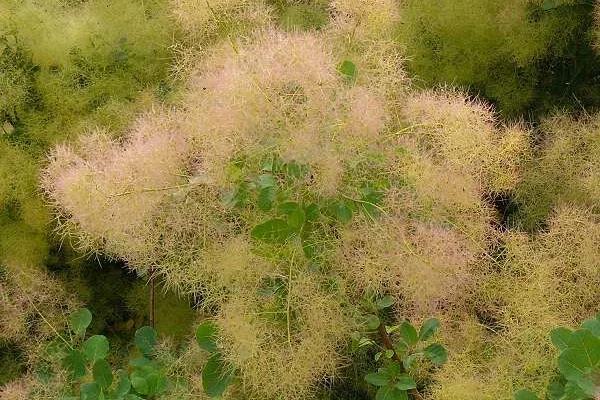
[108, 182, 197, 198]
[391, 122, 444, 136]
[21, 290, 73, 350]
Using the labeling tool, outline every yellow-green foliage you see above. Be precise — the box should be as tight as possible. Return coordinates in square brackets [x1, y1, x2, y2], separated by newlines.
[172, 0, 273, 40]
[0, 1, 176, 392]
[0, 39, 32, 123]
[43, 28, 394, 397]
[337, 89, 531, 317]
[330, 0, 400, 40]
[0, 142, 50, 282]
[514, 113, 600, 230]
[273, 0, 330, 32]
[398, 0, 588, 115]
[1, 0, 175, 149]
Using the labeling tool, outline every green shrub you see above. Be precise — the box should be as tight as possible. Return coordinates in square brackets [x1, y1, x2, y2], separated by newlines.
[41, 23, 535, 398]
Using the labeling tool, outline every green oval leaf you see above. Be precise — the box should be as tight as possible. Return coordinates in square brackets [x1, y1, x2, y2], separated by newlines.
[112, 369, 131, 398]
[256, 174, 277, 188]
[130, 371, 149, 395]
[424, 343, 448, 365]
[278, 202, 302, 215]
[288, 208, 306, 230]
[69, 308, 92, 335]
[563, 380, 589, 398]
[93, 359, 113, 389]
[558, 329, 600, 381]
[335, 203, 353, 224]
[364, 372, 390, 387]
[196, 321, 219, 353]
[145, 373, 168, 396]
[399, 322, 418, 346]
[419, 318, 440, 341]
[581, 317, 600, 337]
[365, 315, 381, 331]
[394, 375, 417, 390]
[402, 353, 419, 370]
[257, 186, 276, 212]
[376, 385, 407, 400]
[134, 326, 157, 357]
[82, 335, 110, 361]
[337, 60, 357, 83]
[546, 380, 565, 400]
[62, 349, 86, 379]
[251, 219, 295, 243]
[375, 295, 395, 310]
[129, 357, 152, 368]
[202, 353, 235, 397]
[304, 203, 320, 221]
[550, 327, 573, 352]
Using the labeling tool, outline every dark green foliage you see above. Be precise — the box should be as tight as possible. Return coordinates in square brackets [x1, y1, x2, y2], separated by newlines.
[399, 0, 600, 118]
[125, 280, 197, 340]
[61, 309, 173, 399]
[202, 354, 236, 398]
[338, 60, 358, 84]
[510, 114, 600, 231]
[0, 35, 36, 124]
[0, 341, 26, 385]
[69, 308, 93, 336]
[134, 327, 157, 358]
[222, 153, 387, 274]
[195, 321, 219, 353]
[351, 296, 447, 400]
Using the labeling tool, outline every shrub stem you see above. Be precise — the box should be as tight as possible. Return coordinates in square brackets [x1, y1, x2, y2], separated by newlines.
[377, 323, 424, 400]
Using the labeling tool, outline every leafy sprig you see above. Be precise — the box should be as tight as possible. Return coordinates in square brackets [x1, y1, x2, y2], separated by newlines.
[515, 312, 600, 400]
[61, 308, 169, 400]
[351, 295, 448, 400]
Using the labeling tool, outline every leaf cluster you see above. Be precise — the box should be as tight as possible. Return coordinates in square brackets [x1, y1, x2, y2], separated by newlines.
[61, 308, 172, 400]
[351, 296, 448, 400]
[223, 153, 386, 264]
[515, 313, 600, 400]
